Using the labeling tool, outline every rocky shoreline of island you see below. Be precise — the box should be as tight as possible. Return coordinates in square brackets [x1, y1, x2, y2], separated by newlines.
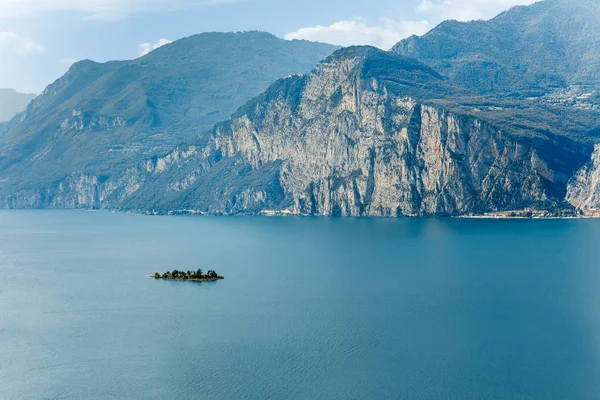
[151, 269, 224, 282]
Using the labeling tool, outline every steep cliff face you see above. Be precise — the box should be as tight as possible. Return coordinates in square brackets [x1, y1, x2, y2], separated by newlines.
[567, 144, 600, 209]
[206, 48, 569, 216]
[0, 47, 588, 216]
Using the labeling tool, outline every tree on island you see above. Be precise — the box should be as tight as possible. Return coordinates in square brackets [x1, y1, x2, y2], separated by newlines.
[152, 268, 223, 281]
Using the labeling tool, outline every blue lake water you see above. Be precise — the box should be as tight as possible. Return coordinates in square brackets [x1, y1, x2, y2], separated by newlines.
[1, 210, 600, 399]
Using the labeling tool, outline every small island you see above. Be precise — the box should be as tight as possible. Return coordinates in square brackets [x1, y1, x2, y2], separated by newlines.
[152, 269, 224, 282]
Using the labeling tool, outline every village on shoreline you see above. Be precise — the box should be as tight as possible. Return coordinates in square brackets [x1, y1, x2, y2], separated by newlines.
[460, 208, 600, 220]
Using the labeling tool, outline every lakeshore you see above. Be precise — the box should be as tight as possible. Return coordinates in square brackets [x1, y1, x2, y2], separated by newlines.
[459, 208, 600, 220]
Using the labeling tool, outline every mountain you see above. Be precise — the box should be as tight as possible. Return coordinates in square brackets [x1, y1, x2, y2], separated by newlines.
[0, 32, 338, 202]
[1, 47, 590, 215]
[391, 0, 600, 98]
[388, 0, 600, 145]
[389, 0, 600, 211]
[0, 89, 35, 123]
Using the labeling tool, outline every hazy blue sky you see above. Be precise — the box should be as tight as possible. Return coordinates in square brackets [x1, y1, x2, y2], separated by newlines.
[0, 0, 537, 93]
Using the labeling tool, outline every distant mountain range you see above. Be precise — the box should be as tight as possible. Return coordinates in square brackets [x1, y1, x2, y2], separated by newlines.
[0, 89, 35, 123]
[392, 0, 600, 97]
[1, 0, 600, 215]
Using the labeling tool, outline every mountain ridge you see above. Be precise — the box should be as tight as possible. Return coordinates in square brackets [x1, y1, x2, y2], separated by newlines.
[392, 0, 600, 97]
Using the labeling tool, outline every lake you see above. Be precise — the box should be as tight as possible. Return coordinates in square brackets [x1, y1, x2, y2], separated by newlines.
[1, 210, 600, 399]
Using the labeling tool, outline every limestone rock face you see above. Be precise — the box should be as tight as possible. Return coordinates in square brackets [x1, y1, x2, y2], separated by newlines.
[567, 144, 600, 209]
[206, 51, 557, 216]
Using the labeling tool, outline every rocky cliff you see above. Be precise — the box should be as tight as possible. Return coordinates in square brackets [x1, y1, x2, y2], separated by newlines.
[567, 144, 600, 210]
[202, 48, 582, 216]
[2, 47, 587, 216]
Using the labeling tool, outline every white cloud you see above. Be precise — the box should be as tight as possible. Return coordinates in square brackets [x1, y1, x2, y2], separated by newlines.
[138, 38, 172, 56]
[285, 1, 539, 50]
[0, 0, 242, 20]
[415, 0, 539, 23]
[0, 32, 45, 55]
[285, 18, 432, 50]
[60, 57, 77, 65]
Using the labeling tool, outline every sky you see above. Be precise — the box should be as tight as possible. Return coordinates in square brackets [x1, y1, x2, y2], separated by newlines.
[0, 0, 539, 94]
